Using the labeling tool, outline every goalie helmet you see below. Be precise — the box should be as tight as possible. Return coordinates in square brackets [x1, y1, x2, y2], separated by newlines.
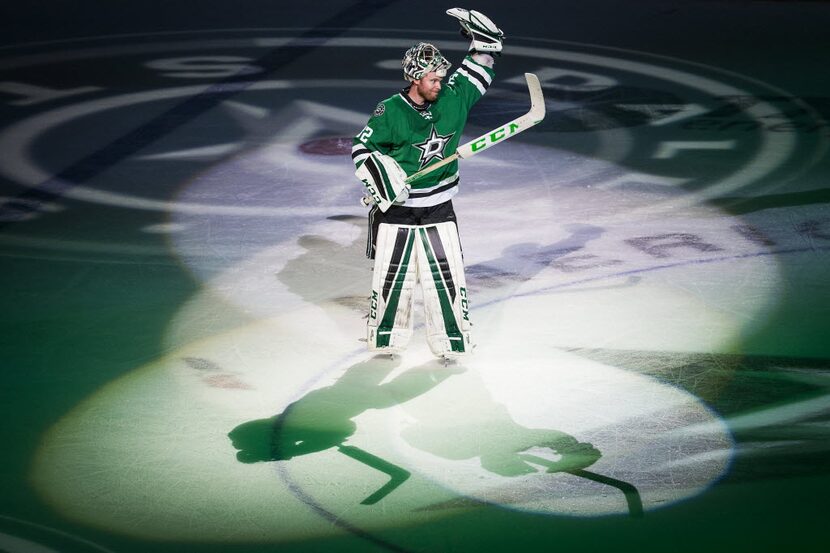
[402, 42, 451, 82]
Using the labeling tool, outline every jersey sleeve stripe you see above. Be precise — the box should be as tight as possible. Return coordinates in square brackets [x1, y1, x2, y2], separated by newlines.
[352, 145, 371, 166]
[352, 144, 371, 157]
[353, 155, 370, 168]
[461, 58, 493, 86]
[457, 67, 488, 96]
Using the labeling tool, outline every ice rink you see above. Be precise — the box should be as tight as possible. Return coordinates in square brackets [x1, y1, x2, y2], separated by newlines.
[1, 1, 828, 552]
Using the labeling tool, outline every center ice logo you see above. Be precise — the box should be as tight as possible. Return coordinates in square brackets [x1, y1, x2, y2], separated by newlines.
[2, 32, 824, 222]
[14, 30, 827, 547]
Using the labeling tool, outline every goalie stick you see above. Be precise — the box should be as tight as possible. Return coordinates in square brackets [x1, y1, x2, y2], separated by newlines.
[361, 72, 545, 206]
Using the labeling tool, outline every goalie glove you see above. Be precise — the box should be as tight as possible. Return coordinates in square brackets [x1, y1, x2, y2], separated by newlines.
[355, 152, 410, 212]
[446, 7, 505, 56]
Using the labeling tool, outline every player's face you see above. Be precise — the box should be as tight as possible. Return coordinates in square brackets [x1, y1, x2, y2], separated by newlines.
[416, 72, 443, 102]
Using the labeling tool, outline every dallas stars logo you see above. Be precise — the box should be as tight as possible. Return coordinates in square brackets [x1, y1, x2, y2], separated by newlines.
[414, 125, 455, 169]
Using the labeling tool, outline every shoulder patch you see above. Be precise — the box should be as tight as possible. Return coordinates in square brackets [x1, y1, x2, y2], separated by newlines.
[373, 103, 386, 117]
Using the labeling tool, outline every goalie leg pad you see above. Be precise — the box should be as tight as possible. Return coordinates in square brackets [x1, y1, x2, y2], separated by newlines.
[415, 222, 473, 358]
[355, 152, 410, 213]
[367, 224, 418, 353]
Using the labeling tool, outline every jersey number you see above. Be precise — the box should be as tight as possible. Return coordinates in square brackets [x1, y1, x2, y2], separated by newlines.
[357, 126, 374, 143]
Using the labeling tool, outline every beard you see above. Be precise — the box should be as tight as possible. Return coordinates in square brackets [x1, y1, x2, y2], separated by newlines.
[416, 82, 440, 103]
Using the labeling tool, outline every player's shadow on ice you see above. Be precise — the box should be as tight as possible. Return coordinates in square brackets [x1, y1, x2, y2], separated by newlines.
[276, 215, 369, 313]
[278, 219, 635, 318]
[467, 223, 608, 290]
[228, 355, 463, 504]
[400, 368, 644, 517]
[228, 354, 642, 516]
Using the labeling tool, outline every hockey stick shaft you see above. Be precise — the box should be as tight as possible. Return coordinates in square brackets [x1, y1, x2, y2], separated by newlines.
[406, 72, 546, 183]
[361, 72, 545, 205]
[404, 152, 459, 184]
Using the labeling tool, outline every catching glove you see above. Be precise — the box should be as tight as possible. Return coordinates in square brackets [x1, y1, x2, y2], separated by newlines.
[447, 8, 505, 56]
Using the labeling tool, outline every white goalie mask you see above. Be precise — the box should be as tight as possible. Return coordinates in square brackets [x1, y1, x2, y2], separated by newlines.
[402, 42, 451, 82]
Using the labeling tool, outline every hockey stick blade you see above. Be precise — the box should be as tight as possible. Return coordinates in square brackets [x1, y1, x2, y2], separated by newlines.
[361, 73, 545, 205]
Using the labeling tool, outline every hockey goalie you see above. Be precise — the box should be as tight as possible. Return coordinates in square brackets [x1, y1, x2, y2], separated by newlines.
[352, 8, 506, 360]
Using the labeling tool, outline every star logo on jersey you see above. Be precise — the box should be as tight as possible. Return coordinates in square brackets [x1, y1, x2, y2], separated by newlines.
[414, 125, 455, 169]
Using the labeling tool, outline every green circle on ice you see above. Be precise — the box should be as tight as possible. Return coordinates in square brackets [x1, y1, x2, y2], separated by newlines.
[18, 29, 798, 543]
[33, 305, 732, 541]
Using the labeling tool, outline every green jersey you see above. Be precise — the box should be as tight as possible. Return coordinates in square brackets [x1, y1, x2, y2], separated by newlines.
[352, 55, 495, 208]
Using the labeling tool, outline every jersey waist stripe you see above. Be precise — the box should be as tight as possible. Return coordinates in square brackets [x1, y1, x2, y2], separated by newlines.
[408, 177, 459, 198]
[410, 171, 459, 191]
[403, 187, 458, 208]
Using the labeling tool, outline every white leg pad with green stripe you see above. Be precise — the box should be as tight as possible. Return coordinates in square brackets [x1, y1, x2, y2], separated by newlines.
[367, 222, 473, 357]
[415, 222, 473, 358]
[367, 224, 417, 353]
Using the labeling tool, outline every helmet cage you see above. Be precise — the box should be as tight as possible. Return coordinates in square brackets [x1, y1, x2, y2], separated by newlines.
[402, 42, 451, 82]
